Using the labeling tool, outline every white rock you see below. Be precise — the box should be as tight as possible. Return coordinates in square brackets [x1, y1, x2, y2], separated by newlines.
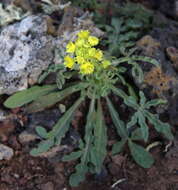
[0, 144, 14, 160]
[0, 15, 55, 95]
[18, 131, 39, 144]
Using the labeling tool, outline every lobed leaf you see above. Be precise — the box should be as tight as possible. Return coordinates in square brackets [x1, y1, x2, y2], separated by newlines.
[125, 83, 138, 100]
[131, 128, 143, 141]
[138, 111, 149, 142]
[112, 138, 127, 155]
[144, 99, 167, 109]
[56, 70, 66, 89]
[144, 111, 174, 140]
[131, 64, 144, 83]
[131, 56, 160, 67]
[30, 138, 54, 156]
[126, 18, 142, 29]
[124, 96, 139, 109]
[111, 85, 128, 100]
[107, 97, 128, 138]
[69, 164, 88, 187]
[62, 151, 83, 162]
[26, 82, 87, 113]
[68, 97, 96, 186]
[92, 99, 107, 173]
[128, 140, 154, 168]
[127, 112, 138, 129]
[47, 96, 84, 142]
[139, 91, 147, 106]
[35, 126, 48, 139]
[38, 64, 65, 83]
[4, 85, 57, 108]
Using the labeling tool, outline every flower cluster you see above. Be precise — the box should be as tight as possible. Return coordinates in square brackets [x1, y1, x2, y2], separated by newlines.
[64, 30, 111, 75]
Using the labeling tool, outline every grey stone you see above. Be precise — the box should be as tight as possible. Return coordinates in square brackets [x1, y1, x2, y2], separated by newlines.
[0, 14, 55, 95]
[0, 144, 14, 160]
[0, 109, 8, 121]
[40, 182, 54, 190]
[18, 131, 39, 144]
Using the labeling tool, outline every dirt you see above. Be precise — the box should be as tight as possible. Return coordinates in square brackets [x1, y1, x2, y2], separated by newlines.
[1, 124, 178, 190]
[0, 98, 178, 190]
[1, 0, 178, 190]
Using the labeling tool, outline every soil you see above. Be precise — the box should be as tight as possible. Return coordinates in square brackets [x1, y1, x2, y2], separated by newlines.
[1, 0, 178, 190]
[1, 114, 178, 190]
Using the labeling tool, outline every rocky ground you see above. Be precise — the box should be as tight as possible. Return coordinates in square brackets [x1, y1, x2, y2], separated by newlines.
[0, 0, 178, 190]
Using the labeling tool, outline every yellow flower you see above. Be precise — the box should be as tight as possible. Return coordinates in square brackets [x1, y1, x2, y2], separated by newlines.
[102, 60, 111, 68]
[88, 48, 96, 57]
[75, 38, 85, 47]
[88, 36, 99, 46]
[64, 30, 107, 75]
[76, 56, 85, 64]
[64, 56, 75, 69]
[66, 42, 75, 53]
[75, 48, 83, 57]
[95, 50, 103, 60]
[78, 30, 90, 39]
[83, 42, 91, 48]
[80, 62, 94, 75]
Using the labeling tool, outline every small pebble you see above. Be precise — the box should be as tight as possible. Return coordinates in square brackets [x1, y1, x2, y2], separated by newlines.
[18, 131, 39, 144]
[41, 181, 54, 190]
[0, 144, 14, 160]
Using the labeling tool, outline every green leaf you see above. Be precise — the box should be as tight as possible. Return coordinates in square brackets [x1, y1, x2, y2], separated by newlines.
[138, 111, 149, 142]
[131, 64, 144, 83]
[112, 139, 127, 155]
[127, 112, 138, 129]
[131, 128, 143, 141]
[139, 91, 147, 106]
[26, 82, 87, 113]
[144, 99, 167, 109]
[79, 139, 84, 149]
[69, 163, 88, 187]
[106, 97, 128, 138]
[85, 97, 96, 135]
[69, 98, 96, 186]
[127, 47, 138, 57]
[4, 85, 57, 108]
[81, 99, 96, 164]
[35, 126, 48, 139]
[124, 96, 139, 109]
[128, 140, 154, 168]
[105, 25, 113, 32]
[111, 17, 123, 33]
[62, 151, 83, 161]
[38, 64, 65, 83]
[56, 70, 65, 89]
[144, 111, 174, 140]
[126, 18, 142, 29]
[117, 73, 126, 85]
[125, 83, 138, 100]
[30, 138, 54, 156]
[119, 31, 138, 42]
[111, 85, 128, 100]
[131, 56, 160, 67]
[117, 66, 127, 73]
[112, 57, 131, 66]
[92, 99, 107, 173]
[48, 96, 84, 143]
